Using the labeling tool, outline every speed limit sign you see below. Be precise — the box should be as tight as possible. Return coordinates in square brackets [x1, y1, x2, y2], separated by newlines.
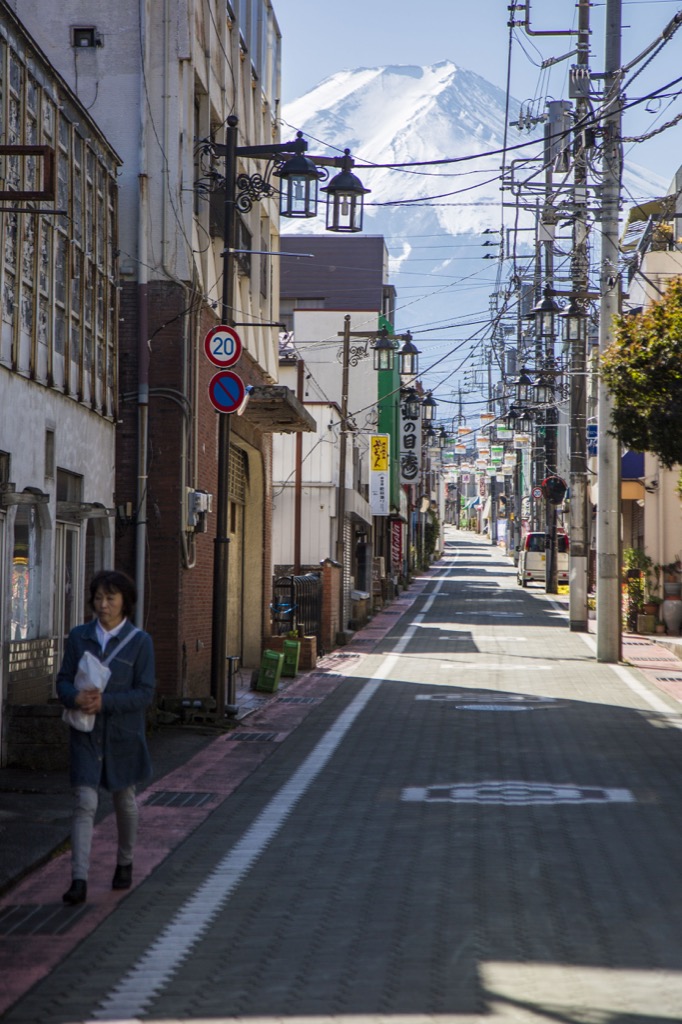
[532, 486, 543, 499]
[204, 325, 242, 367]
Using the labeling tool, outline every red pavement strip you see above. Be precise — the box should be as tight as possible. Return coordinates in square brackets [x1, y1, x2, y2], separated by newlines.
[622, 634, 682, 702]
[0, 582, 430, 1016]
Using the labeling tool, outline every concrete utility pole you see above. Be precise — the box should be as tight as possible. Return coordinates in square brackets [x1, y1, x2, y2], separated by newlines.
[596, 0, 623, 661]
[568, 0, 591, 631]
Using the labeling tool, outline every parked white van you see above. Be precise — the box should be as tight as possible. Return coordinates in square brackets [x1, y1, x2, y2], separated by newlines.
[517, 531, 569, 587]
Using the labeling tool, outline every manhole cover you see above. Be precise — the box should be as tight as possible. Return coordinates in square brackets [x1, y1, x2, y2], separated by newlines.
[416, 693, 560, 705]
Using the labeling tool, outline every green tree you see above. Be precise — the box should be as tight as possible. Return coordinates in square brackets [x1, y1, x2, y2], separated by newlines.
[600, 277, 682, 468]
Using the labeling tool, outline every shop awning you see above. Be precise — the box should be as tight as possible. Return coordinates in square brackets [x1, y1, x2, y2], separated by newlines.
[243, 385, 316, 434]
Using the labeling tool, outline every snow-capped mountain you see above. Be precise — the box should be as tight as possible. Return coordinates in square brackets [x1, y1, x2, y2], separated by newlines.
[283, 61, 521, 238]
[281, 62, 667, 402]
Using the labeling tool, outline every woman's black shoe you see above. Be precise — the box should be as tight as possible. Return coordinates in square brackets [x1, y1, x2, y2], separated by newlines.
[62, 880, 87, 905]
[112, 864, 132, 890]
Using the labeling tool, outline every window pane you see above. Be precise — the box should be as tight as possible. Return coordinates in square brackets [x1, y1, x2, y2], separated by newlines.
[12, 505, 40, 640]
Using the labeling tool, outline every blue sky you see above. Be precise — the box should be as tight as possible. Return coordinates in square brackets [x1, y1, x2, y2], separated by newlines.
[274, 0, 682, 185]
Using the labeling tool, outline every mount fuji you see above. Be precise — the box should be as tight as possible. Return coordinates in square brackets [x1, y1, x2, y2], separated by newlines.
[281, 61, 666, 403]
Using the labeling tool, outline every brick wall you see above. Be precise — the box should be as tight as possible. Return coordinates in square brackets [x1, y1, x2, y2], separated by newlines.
[321, 559, 341, 653]
[116, 281, 273, 699]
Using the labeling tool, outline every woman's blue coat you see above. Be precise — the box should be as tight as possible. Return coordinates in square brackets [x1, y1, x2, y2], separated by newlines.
[57, 619, 156, 791]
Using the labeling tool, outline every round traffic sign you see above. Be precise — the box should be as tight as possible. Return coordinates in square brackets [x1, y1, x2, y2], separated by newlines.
[208, 370, 246, 414]
[204, 325, 242, 367]
[532, 486, 543, 499]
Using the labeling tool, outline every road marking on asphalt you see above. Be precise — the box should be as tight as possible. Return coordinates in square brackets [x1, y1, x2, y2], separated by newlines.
[438, 663, 551, 671]
[579, 632, 682, 724]
[402, 781, 636, 805]
[90, 559, 451, 1019]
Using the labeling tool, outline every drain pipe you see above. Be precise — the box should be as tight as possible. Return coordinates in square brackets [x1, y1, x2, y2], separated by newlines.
[134, 2, 150, 628]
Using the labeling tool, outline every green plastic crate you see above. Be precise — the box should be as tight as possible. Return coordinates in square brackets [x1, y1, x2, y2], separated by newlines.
[257, 649, 284, 692]
[281, 639, 301, 677]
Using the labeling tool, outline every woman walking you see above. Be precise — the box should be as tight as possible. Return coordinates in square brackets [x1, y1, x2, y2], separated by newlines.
[57, 570, 156, 905]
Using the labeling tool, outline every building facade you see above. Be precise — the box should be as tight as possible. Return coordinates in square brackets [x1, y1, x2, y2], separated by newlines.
[0, 6, 120, 763]
[15, 0, 312, 703]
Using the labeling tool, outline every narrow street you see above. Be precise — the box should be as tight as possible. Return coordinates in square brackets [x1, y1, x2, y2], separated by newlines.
[3, 528, 682, 1023]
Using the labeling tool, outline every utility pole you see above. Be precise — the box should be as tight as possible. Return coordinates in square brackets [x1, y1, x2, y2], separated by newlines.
[568, 0, 591, 631]
[335, 315, 352, 635]
[596, 0, 623, 661]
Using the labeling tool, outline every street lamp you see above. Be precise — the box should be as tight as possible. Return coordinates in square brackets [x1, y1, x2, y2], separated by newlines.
[533, 375, 554, 406]
[402, 387, 421, 419]
[422, 391, 437, 422]
[277, 141, 321, 218]
[371, 326, 395, 372]
[399, 332, 420, 377]
[515, 368, 534, 405]
[321, 150, 371, 233]
[207, 116, 369, 714]
[560, 297, 587, 344]
[531, 285, 561, 339]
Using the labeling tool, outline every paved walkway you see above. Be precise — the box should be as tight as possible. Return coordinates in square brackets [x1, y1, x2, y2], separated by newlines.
[0, 580, 433, 1016]
[2, 532, 682, 1020]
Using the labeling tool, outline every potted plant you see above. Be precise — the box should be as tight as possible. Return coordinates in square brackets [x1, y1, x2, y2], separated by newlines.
[659, 558, 682, 599]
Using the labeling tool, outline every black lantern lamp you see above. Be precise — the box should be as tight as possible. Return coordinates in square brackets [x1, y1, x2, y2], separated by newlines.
[560, 297, 587, 344]
[277, 147, 321, 219]
[372, 326, 395, 372]
[425, 424, 438, 449]
[422, 390, 437, 422]
[399, 332, 420, 377]
[515, 368, 533, 405]
[533, 374, 553, 405]
[532, 285, 560, 339]
[507, 404, 533, 433]
[321, 150, 370, 233]
[438, 425, 448, 449]
[402, 387, 421, 419]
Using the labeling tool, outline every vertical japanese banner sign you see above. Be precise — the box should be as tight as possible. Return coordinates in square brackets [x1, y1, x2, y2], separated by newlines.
[370, 434, 390, 516]
[390, 519, 404, 571]
[399, 398, 422, 485]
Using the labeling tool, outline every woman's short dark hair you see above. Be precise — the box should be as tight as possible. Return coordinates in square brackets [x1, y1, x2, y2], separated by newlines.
[89, 570, 137, 618]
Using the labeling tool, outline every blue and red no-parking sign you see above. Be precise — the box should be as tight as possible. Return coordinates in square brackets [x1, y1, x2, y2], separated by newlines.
[208, 370, 246, 414]
[204, 325, 244, 414]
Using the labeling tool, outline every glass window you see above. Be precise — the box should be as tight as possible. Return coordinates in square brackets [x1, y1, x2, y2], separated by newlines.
[11, 504, 40, 640]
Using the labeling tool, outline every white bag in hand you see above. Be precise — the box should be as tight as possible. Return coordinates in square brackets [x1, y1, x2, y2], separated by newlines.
[62, 652, 111, 733]
[61, 628, 139, 733]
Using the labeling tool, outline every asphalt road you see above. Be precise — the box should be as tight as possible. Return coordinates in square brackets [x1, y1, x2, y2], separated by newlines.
[3, 529, 682, 1023]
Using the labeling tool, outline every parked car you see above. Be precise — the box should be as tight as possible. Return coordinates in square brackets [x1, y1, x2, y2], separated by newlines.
[517, 531, 569, 587]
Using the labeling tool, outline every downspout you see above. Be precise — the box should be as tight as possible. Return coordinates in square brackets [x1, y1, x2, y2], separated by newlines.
[294, 359, 304, 574]
[166, 2, 196, 570]
[135, 0, 150, 628]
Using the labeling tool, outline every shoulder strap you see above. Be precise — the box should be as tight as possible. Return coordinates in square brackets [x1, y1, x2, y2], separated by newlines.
[102, 626, 141, 667]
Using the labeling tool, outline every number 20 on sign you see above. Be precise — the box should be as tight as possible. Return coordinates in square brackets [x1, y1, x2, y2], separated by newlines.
[204, 325, 242, 367]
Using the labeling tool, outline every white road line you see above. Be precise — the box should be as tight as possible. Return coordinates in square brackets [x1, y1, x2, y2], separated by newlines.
[91, 569, 451, 1019]
[579, 631, 681, 716]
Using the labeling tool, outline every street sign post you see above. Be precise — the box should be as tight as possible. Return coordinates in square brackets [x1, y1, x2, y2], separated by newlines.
[204, 325, 242, 367]
[208, 370, 246, 414]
